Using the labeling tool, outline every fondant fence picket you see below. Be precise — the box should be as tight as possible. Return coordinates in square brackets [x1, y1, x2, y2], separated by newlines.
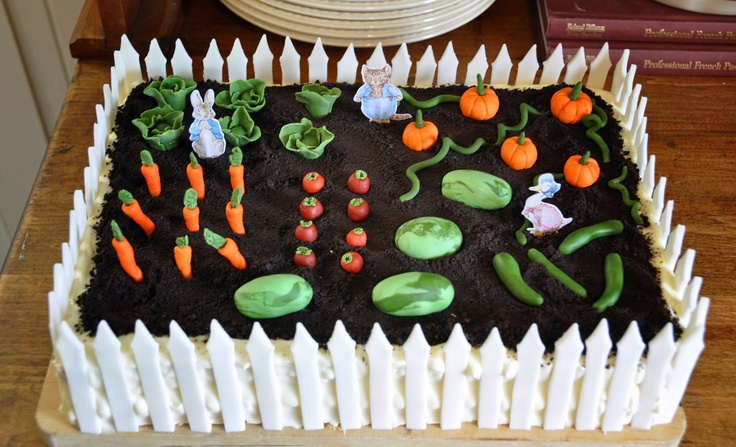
[47, 34, 710, 434]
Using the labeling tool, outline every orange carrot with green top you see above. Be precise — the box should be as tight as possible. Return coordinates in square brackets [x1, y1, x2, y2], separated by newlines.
[140, 150, 161, 197]
[118, 189, 155, 235]
[174, 235, 193, 279]
[187, 152, 205, 200]
[204, 228, 246, 270]
[229, 147, 245, 192]
[111, 219, 143, 282]
[182, 188, 200, 232]
[226, 187, 245, 235]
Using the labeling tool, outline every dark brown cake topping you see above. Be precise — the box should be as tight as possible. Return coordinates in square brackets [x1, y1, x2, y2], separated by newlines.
[76, 81, 679, 351]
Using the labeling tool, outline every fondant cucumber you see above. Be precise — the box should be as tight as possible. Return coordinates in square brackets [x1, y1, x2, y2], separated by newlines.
[234, 274, 313, 318]
[372, 272, 454, 316]
[441, 169, 512, 210]
[394, 216, 463, 259]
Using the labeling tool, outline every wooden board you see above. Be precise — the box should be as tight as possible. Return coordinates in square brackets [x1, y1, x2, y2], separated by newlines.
[36, 364, 686, 447]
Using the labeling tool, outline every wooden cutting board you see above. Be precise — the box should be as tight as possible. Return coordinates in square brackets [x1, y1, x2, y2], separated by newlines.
[36, 363, 686, 446]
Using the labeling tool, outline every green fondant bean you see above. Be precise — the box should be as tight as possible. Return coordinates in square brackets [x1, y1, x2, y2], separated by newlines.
[593, 253, 624, 313]
[372, 272, 454, 316]
[527, 248, 587, 298]
[395, 217, 463, 259]
[441, 170, 512, 210]
[558, 220, 625, 255]
[492, 252, 544, 306]
[234, 274, 313, 319]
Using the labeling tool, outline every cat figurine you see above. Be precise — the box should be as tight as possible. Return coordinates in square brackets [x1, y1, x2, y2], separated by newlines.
[189, 89, 226, 158]
[353, 64, 412, 123]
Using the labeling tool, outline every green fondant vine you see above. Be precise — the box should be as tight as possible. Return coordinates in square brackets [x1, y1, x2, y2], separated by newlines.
[582, 100, 611, 162]
[398, 88, 461, 109]
[494, 103, 547, 145]
[399, 137, 487, 202]
[607, 166, 644, 225]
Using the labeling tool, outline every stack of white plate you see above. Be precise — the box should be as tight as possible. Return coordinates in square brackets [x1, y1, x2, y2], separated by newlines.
[220, 0, 497, 47]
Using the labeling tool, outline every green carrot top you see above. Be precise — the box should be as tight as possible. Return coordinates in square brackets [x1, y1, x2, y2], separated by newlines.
[229, 147, 243, 167]
[203, 228, 226, 249]
[118, 189, 135, 206]
[111, 219, 124, 241]
[189, 152, 199, 169]
[140, 150, 154, 166]
[176, 235, 189, 248]
[183, 188, 198, 210]
[230, 187, 244, 208]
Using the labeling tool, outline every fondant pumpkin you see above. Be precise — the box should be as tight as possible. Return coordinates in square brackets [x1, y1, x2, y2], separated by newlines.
[460, 74, 499, 121]
[402, 110, 439, 151]
[550, 82, 593, 124]
[500, 132, 537, 170]
[564, 151, 600, 188]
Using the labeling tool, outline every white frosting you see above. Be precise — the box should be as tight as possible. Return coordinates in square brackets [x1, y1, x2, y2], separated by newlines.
[50, 37, 709, 435]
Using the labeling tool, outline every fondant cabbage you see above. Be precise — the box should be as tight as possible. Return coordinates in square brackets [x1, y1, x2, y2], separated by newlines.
[143, 75, 197, 111]
[215, 79, 267, 111]
[219, 106, 261, 147]
[295, 84, 342, 118]
[279, 118, 334, 160]
[132, 106, 185, 151]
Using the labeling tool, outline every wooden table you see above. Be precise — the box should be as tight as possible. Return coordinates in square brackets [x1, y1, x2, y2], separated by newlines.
[2, 0, 735, 445]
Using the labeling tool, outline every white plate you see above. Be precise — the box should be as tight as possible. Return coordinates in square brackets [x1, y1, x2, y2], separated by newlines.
[221, 0, 495, 47]
[279, 0, 445, 13]
[236, 0, 474, 31]
[268, 0, 463, 21]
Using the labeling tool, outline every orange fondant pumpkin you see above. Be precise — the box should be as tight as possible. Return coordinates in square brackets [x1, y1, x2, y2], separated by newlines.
[550, 82, 593, 124]
[402, 110, 439, 151]
[500, 132, 537, 170]
[564, 151, 600, 188]
[460, 74, 499, 121]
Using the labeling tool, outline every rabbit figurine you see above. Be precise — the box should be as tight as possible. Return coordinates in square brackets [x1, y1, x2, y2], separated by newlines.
[189, 89, 226, 158]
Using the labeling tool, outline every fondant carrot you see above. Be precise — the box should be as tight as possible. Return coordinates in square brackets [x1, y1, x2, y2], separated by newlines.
[174, 235, 192, 280]
[182, 188, 200, 232]
[187, 152, 205, 200]
[118, 189, 155, 235]
[111, 219, 143, 282]
[226, 187, 245, 235]
[140, 150, 161, 197]
[229, 147, 245, 192]
[204, 228, 247, 270]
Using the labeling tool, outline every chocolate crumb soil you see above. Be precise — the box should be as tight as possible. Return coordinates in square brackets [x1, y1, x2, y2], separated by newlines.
[76, 81, 679, 351]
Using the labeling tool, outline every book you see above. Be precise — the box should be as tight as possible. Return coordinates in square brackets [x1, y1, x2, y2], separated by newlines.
[543, 38, 736, 76]
[538, 0, 736, 45]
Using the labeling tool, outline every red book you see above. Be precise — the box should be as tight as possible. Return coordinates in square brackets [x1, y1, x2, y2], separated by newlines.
[538, 0, 736, 45]
[543, 38, 736, 76]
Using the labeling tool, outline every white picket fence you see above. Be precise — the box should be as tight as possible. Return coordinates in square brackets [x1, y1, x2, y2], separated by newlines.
[48, 35, 709, 434]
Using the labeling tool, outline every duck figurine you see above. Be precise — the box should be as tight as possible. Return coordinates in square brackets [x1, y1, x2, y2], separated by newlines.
[522, 173, 573, 236]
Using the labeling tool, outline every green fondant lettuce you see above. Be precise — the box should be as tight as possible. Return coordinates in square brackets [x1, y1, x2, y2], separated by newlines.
[132, 105, 185, 151]
[279, 118, 334, 160]
[215, 79, 267, 111]
[143, 75, 197, 111]
[219, 106, 262, 147]
[295, 84, 341, 118]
